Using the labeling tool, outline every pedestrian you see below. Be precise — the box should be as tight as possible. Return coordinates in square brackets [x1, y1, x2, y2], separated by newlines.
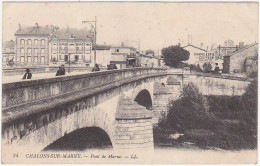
[56, 66, 65, 76]
[22, 68, 32, 80]
[92, 64, 100, 72]
[112, 64, 117, 69]
[61, 64, 66, 75]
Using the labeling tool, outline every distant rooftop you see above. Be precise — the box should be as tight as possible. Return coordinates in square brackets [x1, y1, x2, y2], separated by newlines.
[228, 43, 258, 57]
[93, 44, 112, 50]
[14, 23, 53, 36]
[183, 44, 207, 52]
[51, 27, 93, 40]
[3, 40, 15, 48]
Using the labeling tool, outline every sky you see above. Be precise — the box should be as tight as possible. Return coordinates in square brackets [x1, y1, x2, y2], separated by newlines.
[2, 2, 259, 51]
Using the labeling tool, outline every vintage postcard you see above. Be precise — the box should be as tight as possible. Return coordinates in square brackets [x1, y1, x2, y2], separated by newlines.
[1, 1, 258, 164]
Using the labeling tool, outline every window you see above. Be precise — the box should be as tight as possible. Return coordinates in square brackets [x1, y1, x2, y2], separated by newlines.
[34, 48, 38, 55]
[20, 48, 24, 55]
[20, 39, 25, 45]
[34, 39, 38, 45]
[28, 39, 32, 45]
[41, 39, 45, 45]
[75, 55, 79, 61]
[34, 56, 38, 63]
[116, 49, 119, 52]
[64, 55, 68, 61]
[41, 48, 45, 54]
[21, 56, 25, 63]
[41, 57, 45, 63]
[28, 48, 32, 55]
[28, 56, 32, 63]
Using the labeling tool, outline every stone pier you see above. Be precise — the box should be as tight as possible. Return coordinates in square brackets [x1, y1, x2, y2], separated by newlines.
[152, 76, 182, 125]
[114, 95, 154, 151]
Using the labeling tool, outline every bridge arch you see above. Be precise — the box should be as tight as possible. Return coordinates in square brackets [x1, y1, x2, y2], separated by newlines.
[134, 89, 152, 110]
[43, 127, 112, 151]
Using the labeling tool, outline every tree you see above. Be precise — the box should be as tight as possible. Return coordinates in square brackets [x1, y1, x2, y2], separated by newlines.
[161, 45, 189, 68]
[203, 63, 212, 73]
[145, 50, 155, 56]
[162, 82, 215, 131]
[203, 63, 208, 72]
[197, 64, 203, 72]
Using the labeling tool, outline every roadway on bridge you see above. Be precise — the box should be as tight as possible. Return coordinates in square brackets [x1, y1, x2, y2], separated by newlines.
[2, 70, 93, 84]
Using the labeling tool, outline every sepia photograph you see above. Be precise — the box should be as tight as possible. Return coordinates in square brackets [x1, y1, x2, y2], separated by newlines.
[1, 1, 258, 164]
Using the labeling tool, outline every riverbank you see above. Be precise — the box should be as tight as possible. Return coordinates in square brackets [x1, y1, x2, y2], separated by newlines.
[154, 80, 257, 151]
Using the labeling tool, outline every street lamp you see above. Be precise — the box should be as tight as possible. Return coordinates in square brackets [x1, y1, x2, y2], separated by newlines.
[82, 16, 97, 66]
[68, 53, 72, 73]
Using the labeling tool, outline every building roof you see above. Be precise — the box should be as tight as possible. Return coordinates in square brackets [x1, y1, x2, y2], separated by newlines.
[15, 25, 53, 36]
[227, 43, 258, 57]
[111, 46, 136, 50]
[3, 40, 15, 48]
[183, 44, 207, 52]
[93, 44, 112, 50]
[51, 28, 93, 40]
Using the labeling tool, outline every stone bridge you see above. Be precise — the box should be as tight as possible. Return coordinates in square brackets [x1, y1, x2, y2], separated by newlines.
[2, 68, 251, 153]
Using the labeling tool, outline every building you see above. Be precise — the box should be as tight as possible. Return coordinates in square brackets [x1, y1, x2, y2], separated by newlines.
[223, 42, 258, 75]
[2, 40, 15, 67]
[213, 40, 239, 60]
[92, 44, 112, 67]
[14, 23, 52, 66]
[110, 43, 137, 69]
[183, 44, 216, 68]
[49, 27, 93, 66]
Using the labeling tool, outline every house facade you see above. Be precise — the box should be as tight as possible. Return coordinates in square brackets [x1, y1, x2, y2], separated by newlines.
[2, 40, 15, 67]
[223, 43, 258, 75]
[14, 23, 52, 66]
[183, 44, 216, 68]
[92, 44, 112, 67]
[49, 27, 93, 66]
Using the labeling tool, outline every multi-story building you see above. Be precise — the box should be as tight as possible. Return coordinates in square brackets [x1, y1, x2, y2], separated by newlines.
[110, 43, 137, 69]
[183, 44, 216, 68]
[49, 27, 93, 66]
[14, 23, 52, 66]
[2, 40, 15, 67]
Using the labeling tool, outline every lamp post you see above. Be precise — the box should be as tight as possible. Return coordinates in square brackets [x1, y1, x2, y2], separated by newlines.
[68, 53, 71, 73]
[82, 16, 97, 66]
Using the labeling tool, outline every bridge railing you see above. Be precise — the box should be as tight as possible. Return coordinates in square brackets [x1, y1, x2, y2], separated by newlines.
[2, 68, 167, 110]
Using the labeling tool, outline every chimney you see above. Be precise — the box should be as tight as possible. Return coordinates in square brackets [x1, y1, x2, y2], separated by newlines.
[239, 42, 244, 49]
[66, 26, 70, 33]
[200, 42, 203, 48]
[178, 43, 181, 47]
[121, 42, 124, 47]
[104, 42, 106, 45]
[35, 23, 39, 29]
[18, 24, 21, 31]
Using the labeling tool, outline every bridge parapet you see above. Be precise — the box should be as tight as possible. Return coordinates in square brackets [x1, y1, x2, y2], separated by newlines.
[2, 68, 167, 123]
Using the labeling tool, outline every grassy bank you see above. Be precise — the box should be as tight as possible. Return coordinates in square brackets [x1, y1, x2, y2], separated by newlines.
[154, 80, 257, 150]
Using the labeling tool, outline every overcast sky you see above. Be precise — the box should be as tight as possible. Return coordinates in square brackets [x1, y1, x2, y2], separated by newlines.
[3, 2, 258, 51]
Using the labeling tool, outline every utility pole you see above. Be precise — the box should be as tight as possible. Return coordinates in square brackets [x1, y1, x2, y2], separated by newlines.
[82, 16, 97, 66]
[94, 16, 97, 66]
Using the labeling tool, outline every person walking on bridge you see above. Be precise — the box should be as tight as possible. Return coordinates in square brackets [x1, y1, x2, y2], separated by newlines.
[92, 64, 100, 72]
[56, 66, 65, 76]
[22, 68, 32, 80]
